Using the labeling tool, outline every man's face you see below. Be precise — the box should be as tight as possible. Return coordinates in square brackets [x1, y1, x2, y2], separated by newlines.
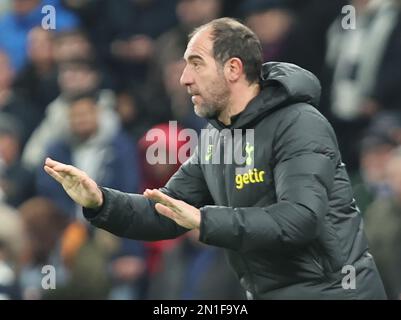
[180, 28, 230, 119]
[69, 98, 99, 141]
[28, 27, 54, 64]
[58, 64, 98, 96]
[54, 34, 92, 64]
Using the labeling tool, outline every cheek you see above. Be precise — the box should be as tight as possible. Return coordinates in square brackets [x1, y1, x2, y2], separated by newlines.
[69, 116, 81, 130]
[196, 79, 213, 98]
[195, 70, 225, 97]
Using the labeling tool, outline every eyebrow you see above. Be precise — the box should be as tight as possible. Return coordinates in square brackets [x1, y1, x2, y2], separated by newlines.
[185, 54, 204, 62]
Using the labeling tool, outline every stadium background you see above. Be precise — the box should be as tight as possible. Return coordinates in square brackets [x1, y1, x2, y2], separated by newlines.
[1, 0, 401, 300]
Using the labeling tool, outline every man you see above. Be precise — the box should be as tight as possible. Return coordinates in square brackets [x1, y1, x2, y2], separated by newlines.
[44, 18, 386, 299]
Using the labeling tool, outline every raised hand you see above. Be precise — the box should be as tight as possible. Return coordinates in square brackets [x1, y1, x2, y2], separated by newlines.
[143, 189, 200, 230]
[43, 157, 103, 209]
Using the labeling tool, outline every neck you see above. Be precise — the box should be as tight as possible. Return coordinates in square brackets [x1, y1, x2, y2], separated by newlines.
[218, 82, 260, 125]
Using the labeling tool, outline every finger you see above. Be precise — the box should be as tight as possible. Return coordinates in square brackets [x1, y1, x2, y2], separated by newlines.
[52, 163, 82, 176]
[45, 157, 78, 175]
[146, 189, 174, 205]
[145, 189, 181, 213]
[155, 203, 177, 221]
[44, 165, 65, 184]
[45, 157, 64, 168]
[143, 189, 169, 204]
[143, 189, 152, 198]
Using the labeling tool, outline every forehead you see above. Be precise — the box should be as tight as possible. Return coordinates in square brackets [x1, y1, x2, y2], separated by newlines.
[184, 27, 214, 60]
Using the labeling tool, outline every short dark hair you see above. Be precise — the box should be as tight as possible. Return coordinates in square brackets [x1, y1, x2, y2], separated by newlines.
[69, 91, 99, 105]
[190, 17, 263, 84]
[54, 29, 89, 43]
[58, 58, 98, 73]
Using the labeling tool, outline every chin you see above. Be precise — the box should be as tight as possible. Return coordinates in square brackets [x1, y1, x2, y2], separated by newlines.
[195, 106, 218, 119]
[194, 104, 204, 118]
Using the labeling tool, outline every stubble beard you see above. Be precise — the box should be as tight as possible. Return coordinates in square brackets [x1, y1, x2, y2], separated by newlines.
[194, 79, 230, 120]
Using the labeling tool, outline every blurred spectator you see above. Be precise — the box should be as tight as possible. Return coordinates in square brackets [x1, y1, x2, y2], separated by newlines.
[176, 0, 222, 30]
[0, 114, 35, 208]
[0, 203, 26, 300]
[323, 0, 401, 171]
[242, 0, 346, 78]
[352, 134, 397, 213]
[18, 197, 69, 300]
[283, 0, 347, 78]
[352, 111, 401, 213]
[43, 221, 110, 300]
[364, 110, 401, 145]
[57, 212, 147, 300]
[115, 86, 153, 142]
[107, 236, 148, 300]
[14, 27, 59, 117]
[21, 58, 120, 169]
[87, 0, 178, 87]
[138, 123, 193, 276]
[0, 50, 41, 146]
[52, 29, 117, 87]
[138, 123, 192, 192]
[147, 230, 246, 300]
[52, 29, 93, 63]
[44, 219, 109, 300]
[146, 0, 222, 123]
[0, 0, 79, 71]
[44, 235, 110, 299]
[35, 94, 139, 217]
[59, 220, 88, 269]
[44, 223, 147, 300]
[243, 0, 294, 62]
[364, 146, 401, 299]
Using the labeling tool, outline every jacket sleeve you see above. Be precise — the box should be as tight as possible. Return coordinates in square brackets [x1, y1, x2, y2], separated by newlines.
[84, 146, 213, 241]
[199, 108, 338, 253]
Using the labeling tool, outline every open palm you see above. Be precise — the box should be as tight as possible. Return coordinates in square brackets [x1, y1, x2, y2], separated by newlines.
[43, 158, 103, 209]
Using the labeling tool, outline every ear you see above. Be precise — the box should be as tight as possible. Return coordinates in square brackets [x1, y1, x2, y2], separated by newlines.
[224, 57, 243, 82]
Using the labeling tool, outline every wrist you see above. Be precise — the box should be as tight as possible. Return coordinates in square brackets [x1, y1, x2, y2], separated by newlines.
[95, 187, 104, 208]
[193, 209, 201, 229]
[85, 187, 104, 209]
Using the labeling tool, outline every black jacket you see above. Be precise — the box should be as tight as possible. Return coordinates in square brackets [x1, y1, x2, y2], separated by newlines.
[84, 62, 386, 299]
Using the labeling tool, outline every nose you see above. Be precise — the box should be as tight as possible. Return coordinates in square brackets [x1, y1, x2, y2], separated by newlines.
[180, 64, 194, 87]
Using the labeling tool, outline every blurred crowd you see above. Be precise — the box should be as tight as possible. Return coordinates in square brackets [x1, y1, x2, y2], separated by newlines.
[1, 0, 401, 300]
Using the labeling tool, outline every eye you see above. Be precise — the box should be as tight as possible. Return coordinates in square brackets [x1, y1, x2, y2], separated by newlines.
[191, 60, 202, 70]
